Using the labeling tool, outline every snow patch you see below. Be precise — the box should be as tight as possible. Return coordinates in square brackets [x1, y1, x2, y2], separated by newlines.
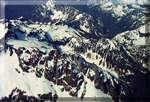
[84, 76, 111, 98]
[0, 22, 8, 39]
[75, 14, 83, 20]
[6, 38, 53, 52]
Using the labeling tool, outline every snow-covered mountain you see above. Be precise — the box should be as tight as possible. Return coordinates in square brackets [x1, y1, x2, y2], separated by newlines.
[88, 0, 150, 5]
[0, 0, 150, 102]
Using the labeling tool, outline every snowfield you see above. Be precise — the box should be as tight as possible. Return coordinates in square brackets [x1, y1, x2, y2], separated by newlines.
[0, 52, 56, 98]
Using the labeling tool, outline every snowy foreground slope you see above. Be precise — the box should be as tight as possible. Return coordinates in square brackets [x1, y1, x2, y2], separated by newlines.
[0, 1, 150, 102]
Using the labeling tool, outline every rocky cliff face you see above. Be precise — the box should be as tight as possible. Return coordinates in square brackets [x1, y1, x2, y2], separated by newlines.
[0, 0, 150, 102]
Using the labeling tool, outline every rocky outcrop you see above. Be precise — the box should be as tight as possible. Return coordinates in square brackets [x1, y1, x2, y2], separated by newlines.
[0, 88, 58, 102]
